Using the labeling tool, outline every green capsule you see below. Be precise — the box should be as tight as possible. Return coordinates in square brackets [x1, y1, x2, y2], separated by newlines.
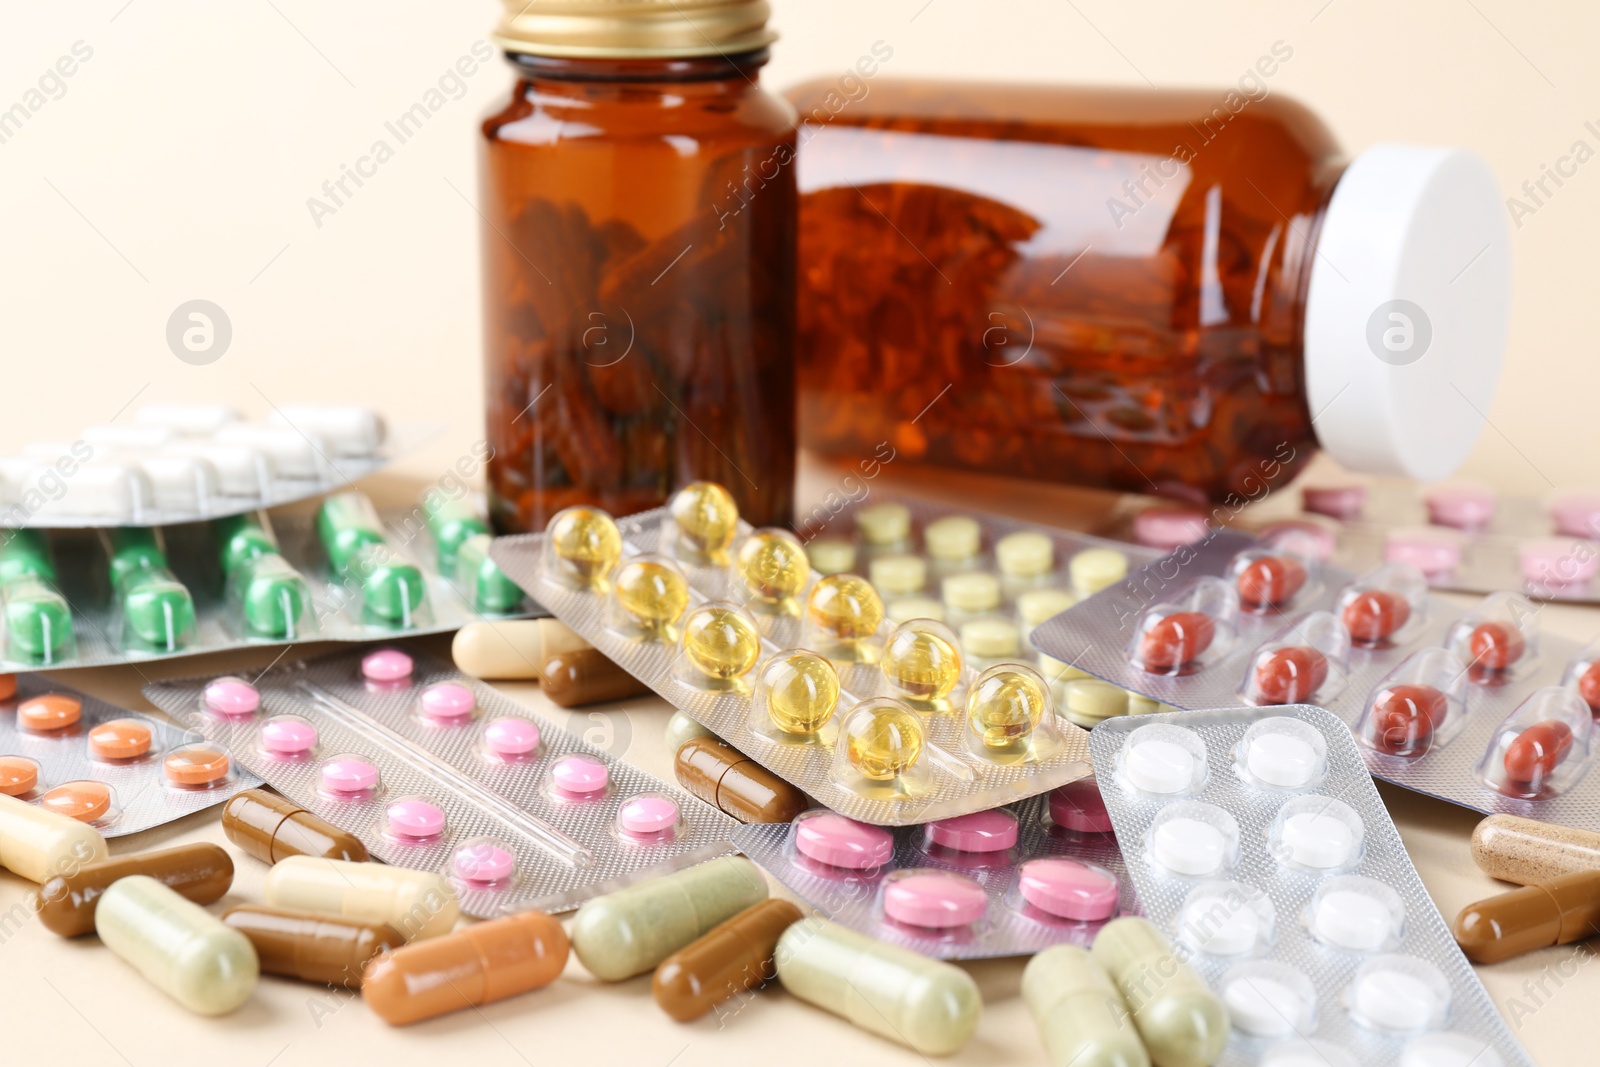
[1024, 945, 1149, 1067]
[424, 496, 489, 573]
[233, 553, 312, 638]
[455, 533, 523, 614]
[317, 493, 387, 575]
[213, 514, 279, 579]
[1091, 918, 1228, 1067]
[120, 569, 196, 650]
[350, 545, 425, 626]
[106, 527, 168, 592]
[3, 576, 73, 661]
[0, 529, 57, 586]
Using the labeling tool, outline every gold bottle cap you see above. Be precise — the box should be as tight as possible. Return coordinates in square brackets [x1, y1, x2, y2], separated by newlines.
[496, 0, 776, 59]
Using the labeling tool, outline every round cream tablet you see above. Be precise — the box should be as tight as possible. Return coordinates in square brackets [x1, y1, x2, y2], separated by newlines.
[943, 572, 1001, 613]
[856, 503, 911, 546]
[996, 531, 1053, 578]
[960, 617, 1019, 658]
[925, 515, 981, 561]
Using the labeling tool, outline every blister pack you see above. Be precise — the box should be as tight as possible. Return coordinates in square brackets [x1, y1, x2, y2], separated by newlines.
[0, 673, 261, 837]
[1090, 703, 1532, 1067]
[0, 403, 437, 527]
[491, 483, 1103, 825]
[1033, 530, 1600, 830]
[732, 780, 1137, 960]
[141, 647, 740, 916]
[0, 490, 543, 672]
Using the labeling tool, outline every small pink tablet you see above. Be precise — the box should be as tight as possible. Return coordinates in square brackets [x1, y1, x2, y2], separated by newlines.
[1133, 507, 1210, 551]
[484, 717, 541, 757]
[925, 810, 1018, 853]
[204, 677, 259, 717]
[1019, 858, 1120, 921]
[1385, 529, 1462, 575]
[362, 648, 414, 682]
[1259, 520, 1337, 563]
[551, 755, 609, 797]
[1425, 483, 1495, 530]
[260, 717, 317, 756]
[419, 682, 476, 722]
[1049, 777, 1112, 833]
[1302, 484, 1366, 521]
[618, 794, 679, 836]
[1521, 538, 1600, 586]
[386, 798, 446, 839]
[794, 813, 895, 869]
[321, 757, 380, 794]
[453, 841, 516, 884]
[882, 872, 987, 928]
[1551, 494, 1600, 538]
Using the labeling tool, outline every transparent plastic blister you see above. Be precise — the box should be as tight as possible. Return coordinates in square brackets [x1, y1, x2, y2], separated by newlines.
[492, 493, 1099, 826]
[730, 784, 1137, 959]
[0, 494, 544, 673]
[1090, 704, 1534, 1067]
[141, 648, 739, 916]
[0, 673, 261, 836]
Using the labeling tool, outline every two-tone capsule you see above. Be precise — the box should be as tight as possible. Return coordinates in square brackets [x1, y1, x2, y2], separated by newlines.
[36, 843, 233, 937]
[222, 789, 369, 863]
[1453, 868, 1600, 963]
[673, 737, 808, 824]
[264, 856, 459, 941]
[224, 905, 405, 988]
[363, 910, 569, 1024]
[0, 792, 109, 883]
[653, 898, 803, 1021]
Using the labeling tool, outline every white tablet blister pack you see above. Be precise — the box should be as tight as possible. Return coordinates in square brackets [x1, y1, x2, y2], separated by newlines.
[732, 781, 1137, 959]
[0, 403, 438, 527]
[491, 483, 1110, 826]
[1090, 704, 1532, 1067]
[0, 673, 261, 837]
[142, 648, 740, 916]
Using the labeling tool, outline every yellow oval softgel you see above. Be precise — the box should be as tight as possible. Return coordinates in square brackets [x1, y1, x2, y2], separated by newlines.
[968, 664, 1051, 747]
[842, 698, 924, 781]
[681, 604, 762, 681]
[735, 529, 810, 603]
[547, 506, 622, 586]
[881, 619, 963, 706]
[613, 557, 690, 634]
[669, 482, 739, 554]
[758, 650, 842, 735]
[807, 574, 884, 641]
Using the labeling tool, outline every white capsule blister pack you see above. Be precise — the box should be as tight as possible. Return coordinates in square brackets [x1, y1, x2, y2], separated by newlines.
[491, 489, 1100, 826]
[0, 403, 439, 527]
[0, 674, 261, 837]
[732, 782, 1137, 960]
[141, 648, 739, 916]
[1092, 703, 1532, 1067]
[1033, 530, 1600, 831]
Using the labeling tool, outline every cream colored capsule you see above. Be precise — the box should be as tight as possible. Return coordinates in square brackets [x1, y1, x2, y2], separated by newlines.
[451, 618, 588, 680]
[0, 792, 108, 883]
[1024, 945, 1149, 1067]
[96, 875, 259, 1016]
[264, 857, 458, 941]
[776, 917, 981, 1056]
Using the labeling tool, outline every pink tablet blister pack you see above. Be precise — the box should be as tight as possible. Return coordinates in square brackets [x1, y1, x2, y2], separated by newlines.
[141, 647, 740, 916]
[731, 778, 1138, 959]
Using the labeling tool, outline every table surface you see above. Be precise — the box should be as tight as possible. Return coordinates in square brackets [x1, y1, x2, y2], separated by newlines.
[3, 456, 1588, 1067]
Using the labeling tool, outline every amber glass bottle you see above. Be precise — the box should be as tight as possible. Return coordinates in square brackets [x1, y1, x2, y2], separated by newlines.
[481, 1, 796, 533]
[789, 78, 1509, 501]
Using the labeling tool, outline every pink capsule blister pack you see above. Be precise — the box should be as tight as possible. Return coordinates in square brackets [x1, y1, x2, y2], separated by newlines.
[140, 647, 739, 915]
[1033, 530, 1600, 832]
[733, 780, 1137, 959]
[1092, 703, 1532, 1067]
[0, 673, 260, 837]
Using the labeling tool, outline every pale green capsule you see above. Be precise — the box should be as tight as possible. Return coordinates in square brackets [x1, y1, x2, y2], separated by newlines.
[665, 711, 718, 753]
[570, 856, 767, 980]
[1092, 917, 1228, 1067]
[776, 917, 981, 1056]
[96, 875, 259, 1015]
[1024, 945, 1149, 1067]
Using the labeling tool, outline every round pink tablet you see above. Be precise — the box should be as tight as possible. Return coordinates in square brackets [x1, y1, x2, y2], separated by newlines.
[321, 757, 379, 794]
[794, 813, 895, 869]
[1133, 507, 1210, 550]
[362, 648, 414, 682]
[1019, 858, 1120, 921]
[260, 717, 318, 756]
[882, 872, 987, 928]
[419, 682, 476, 723]
[1385, 529, 1462, 575]
[1425, 483, 1495, 530]
[386, 798, 446, 839]
[926, 809, 1019, 853]
[1049, 778, 1113, 833]
[618, 794, 680, 836]
[1521, 538, 1600, 586]
[453, 842, 516, 884]
[484, 717, 541, 757]
[551, 755, 609, 796]
[1259, 520, 1337, 563]
[203, 677, 259, 717]
[1302, 484, 1366, 521]
[1551, 494, 1600, 538]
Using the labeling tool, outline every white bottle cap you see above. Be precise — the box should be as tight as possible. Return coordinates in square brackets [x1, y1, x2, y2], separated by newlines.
[1305, 144, 1510, 481]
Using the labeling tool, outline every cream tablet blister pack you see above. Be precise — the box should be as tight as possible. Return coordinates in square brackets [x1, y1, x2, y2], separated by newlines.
[1091, 703, 1531, 1067]
[732, 784, 1138, 959]
[0, 674, 261, 837]
[142, 648, 739, 916]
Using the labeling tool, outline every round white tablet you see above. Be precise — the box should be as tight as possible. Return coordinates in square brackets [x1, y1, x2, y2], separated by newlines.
[1126, 739, 1197, 794]
[1280, 812, 1358, 869]
[1314, 889, 1396, 950]
[1247, 732, 1322, 788]
[1183, 900, 1259, 956]
[1400, 1033, 1504, 1067]
[1151, 818, 1227, 876]
[1225, 976, 1309, 1036]
[1352, 968, 1439, 1032]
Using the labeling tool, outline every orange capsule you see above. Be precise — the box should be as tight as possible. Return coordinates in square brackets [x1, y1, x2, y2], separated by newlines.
[39, 781, 112, 823]
[1469, 622, 1525, 673]
[0, 674, 16, 700]
[1368, 684, 1448, 756]
[1252, 646, 1329, 705]
[1138, 612, 1215, 672]
[18, 694, 82, 732]
[1236, 557, 1307, 610]
[0, 756, 39, 797]
[164, 746, 230, 787]
[88, 719, 154, 761]
[1342, 590, 1411, 645]
[1504, 721, 1574, 788]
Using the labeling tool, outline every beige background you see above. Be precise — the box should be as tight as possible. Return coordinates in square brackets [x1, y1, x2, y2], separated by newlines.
[1, 1, 1596, 1064]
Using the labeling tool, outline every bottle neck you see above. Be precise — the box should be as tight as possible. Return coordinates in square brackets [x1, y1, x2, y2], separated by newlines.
[503, 48, 770, 86]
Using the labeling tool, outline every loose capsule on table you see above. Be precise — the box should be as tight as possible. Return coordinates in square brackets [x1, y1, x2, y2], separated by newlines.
[223, 788, 370, 864]
[570, 856, 768, 981]
[665, 710, 719, 752]
[452, 617, 589, 680]
[653, 898, 804, 1022]
[880, 618, 964, 711]
[364, 911, 568, 1024]
[1471, 813, 1600, 885]
[753, 649, 841, 736]
[1023, 945, 1149, 1067]
[540, 646, 652, 707]
[264, 856, 459, 941]
[775, 917, 981, 1056]
[0, 792, 108, 883]
[224, 905, 405, 988]
[96, 875, 259, 1016]
[674, 736, 809, 823]
[36, 843, 233, 938]
[1453, 868, 1600, 963]
[1092, 917, 1228, 1067]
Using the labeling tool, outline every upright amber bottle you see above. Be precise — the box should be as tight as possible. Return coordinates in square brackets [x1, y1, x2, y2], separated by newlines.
[481, 1, 796, 532]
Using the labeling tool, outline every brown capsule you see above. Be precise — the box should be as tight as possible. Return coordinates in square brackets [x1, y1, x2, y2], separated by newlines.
[539, 647, 650, 707]
[362, 910, 569, 1025]
[674, 736, 808, 823]
[1453, 869, 1600, 963]
[34, 843, 234, 938]
[1471, 813, 1600, 885]
[223, 904, 405, 988]
[222, 788, 369, 864]
[653, 899, 804, 1022]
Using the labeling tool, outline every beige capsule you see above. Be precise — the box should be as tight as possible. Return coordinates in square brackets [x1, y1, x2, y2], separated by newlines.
[451, 618, 588, 679]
